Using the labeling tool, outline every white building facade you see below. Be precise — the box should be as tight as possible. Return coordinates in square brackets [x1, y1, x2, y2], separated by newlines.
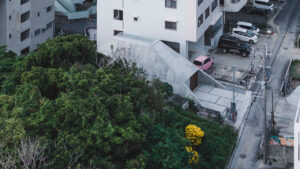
[0, 0, 55, 55]
[97, 0, 223, 58]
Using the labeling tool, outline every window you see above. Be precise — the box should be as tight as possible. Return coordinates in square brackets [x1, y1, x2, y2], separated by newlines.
[9, 15, 11, 20]
[46, 6, 52, 12]
[205, 7, 210, 19]
[34, 29, 40, 36]
[20, 0, 30, 5]
[193, 61, 203, 66]
[21, 46, 30, 55]
[9, 34, 11, 39]
[114, 30, 123, 35]
[212, 0, 218, 11]
[21, 11, 30, 23]
[204, 58, 211, 64]
[165, 0, 177, 8]
[198, 14, 203, 27]
[113, 10, 123, 20]
[198, 0, 203, 6]
[37, 12, 40, 17]
[46, 22, 52, 29]
[21, 29, 30, 41]
[165, 21, 177, 30]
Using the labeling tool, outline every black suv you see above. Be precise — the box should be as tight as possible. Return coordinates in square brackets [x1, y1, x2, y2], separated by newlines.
[218, 35, 252, 57]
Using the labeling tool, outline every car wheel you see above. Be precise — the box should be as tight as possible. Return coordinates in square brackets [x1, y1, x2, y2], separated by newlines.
[249, 40, 254, 44]
[222, 48, 228, 53]
[242, 52, 248, 57]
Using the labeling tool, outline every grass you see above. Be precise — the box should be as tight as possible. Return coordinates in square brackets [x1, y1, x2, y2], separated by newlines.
[290, 60, 300, 80]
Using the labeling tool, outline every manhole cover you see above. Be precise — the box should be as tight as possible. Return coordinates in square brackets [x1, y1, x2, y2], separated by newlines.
[239, 154, 247, 159]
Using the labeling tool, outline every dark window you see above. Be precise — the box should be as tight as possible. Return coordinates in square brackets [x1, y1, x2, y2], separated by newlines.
[204, 58, 211, 64]
[198, 0, 203, 6]
[9, 34, 11, 39]
[193, 60, 203, 66]
[113, 10, 123, 20]
[165, 21, 177, 30]
[165, 0, 177, 8]
[219, 0, 224, 6]
[42, 28, 46, 32]
[47, 6, 52, 12]
[34, 29, 40, 36]
[9, 15, 11, 20]
[37, 12, 40, 17]
[21, 46, 30, 55]
[20, 0, 30, 5]
[198, 14, 203, 27]
[46, 22, 52, 29]
[212, 0, 218, 11]
[21, 11, 30, 23]
[114, 30, 123, 35]
[21, 29, 30, 41]
[205, 7, 210, 19]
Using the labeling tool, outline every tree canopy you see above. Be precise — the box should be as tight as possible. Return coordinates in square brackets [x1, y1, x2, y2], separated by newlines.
[0, 35, 236, 169]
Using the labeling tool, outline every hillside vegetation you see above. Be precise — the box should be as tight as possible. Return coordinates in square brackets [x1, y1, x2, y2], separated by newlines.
[0, 34, 236, 169]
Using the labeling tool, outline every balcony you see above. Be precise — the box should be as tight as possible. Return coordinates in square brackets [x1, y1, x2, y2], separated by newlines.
[224, 0, 247, 12]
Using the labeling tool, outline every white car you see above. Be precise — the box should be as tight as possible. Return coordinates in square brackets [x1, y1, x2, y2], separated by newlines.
[253, 0, 273, 12]
[237, 21, 260, 36]
[232, 28, 258, 44]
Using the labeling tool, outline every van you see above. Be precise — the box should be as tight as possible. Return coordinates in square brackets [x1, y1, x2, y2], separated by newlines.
[253, 0, 273, 12]
[232, 28, 258, 44]
[218, 35, 252, 57]
[237, 22, 260, 36]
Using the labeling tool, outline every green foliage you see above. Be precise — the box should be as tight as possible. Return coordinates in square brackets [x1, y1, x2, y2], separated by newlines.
[0, 34, 236, 169]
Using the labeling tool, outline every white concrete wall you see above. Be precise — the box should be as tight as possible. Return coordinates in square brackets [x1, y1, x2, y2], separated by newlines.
[0, 0, 7, 46]
[97, 0, 218, 58]
[0, 0, 54, 55]
[31, 0, 55, 51]
[294, 100, 300, 169]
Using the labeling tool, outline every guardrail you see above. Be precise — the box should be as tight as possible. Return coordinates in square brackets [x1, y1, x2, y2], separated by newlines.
[281, 59, 292, 96]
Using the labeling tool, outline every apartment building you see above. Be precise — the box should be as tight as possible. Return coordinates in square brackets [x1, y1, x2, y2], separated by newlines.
[97, 0, 223, 58]
[0, 0, 55, 55]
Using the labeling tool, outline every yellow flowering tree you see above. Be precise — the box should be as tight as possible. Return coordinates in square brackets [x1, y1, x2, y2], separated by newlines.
[185, 146, 199, 164]
[185, 124, 205, 146]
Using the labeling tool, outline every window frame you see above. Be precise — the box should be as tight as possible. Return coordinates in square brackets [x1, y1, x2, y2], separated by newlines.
[165, 21, 177, 30]
[165, 0, 177, 9]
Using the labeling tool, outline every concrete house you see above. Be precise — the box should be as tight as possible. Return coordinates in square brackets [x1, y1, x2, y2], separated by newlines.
[99, 33, 252, 128]
[0, 0, 55, 55]
[97, 0, 224, 58]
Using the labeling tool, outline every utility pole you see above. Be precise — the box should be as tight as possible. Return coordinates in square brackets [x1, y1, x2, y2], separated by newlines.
[271, 91, 274, 134]
[263, 44, 267, 164]
[231, 65, 237, 122]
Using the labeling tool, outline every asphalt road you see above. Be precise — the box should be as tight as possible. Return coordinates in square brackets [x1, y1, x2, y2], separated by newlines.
[227, 0, 300, 168]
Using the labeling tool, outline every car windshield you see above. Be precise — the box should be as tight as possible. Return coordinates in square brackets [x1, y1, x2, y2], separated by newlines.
[193, 60, 203, 66]
[251, 25, 257, 30]
[247, 30, 255, 37]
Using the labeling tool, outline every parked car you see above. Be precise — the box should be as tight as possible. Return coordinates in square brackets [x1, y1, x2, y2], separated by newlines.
[253, 0, 273, 12]
[218, 35, 252, 57]
[237, 21, 260, 36]
[193, 55, 213, 71]
[232, 28, 258, 44]
[249, 7, 269, 16]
